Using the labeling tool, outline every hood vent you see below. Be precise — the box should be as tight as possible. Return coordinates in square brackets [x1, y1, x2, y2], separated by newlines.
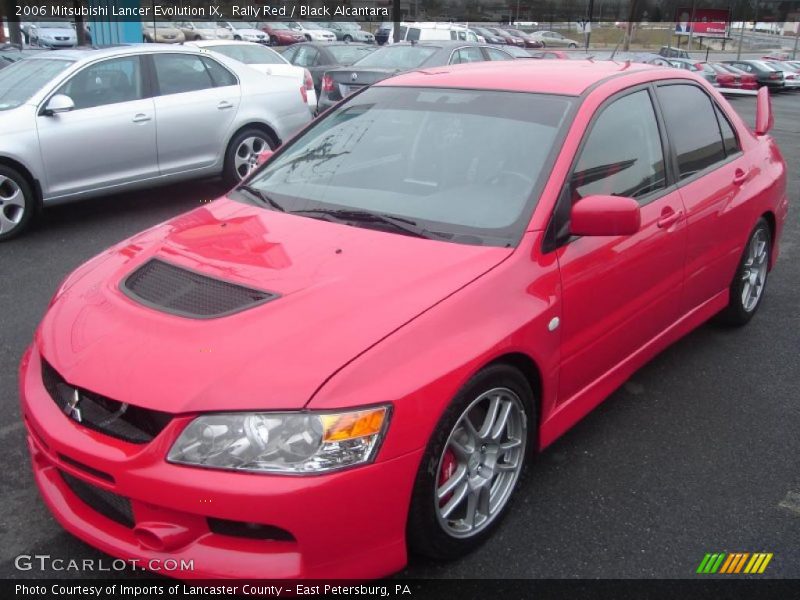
[121, 258, 277, 319]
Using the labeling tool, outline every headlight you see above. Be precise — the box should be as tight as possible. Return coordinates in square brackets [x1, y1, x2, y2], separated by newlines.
[167, 406, 390, 474]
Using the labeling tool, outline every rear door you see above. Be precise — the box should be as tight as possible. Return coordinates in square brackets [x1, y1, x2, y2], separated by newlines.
[37, 55, 158, 198]
[553, 87, 687, 405]
[655, 82, 753, 312]
[150, 52, 240, 175]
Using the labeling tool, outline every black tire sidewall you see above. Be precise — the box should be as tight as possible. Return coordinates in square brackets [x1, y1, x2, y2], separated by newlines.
[0, 165, 35, 241]
[223, 129, 276, 187]
[407, 363, 535, 560]
[719, 218, 771, 325]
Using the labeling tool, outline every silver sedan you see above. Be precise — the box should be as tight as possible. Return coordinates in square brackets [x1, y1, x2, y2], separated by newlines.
[0, 44, 312, 240]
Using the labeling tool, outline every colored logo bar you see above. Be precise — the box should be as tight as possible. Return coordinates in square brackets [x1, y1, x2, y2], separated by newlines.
[697, 553, 773, 574]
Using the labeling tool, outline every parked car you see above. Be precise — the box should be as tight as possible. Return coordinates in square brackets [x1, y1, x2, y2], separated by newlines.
[663, 58, 718, 86]
[185, 40, 317, 111]
[0, 45, 311, 240]
[27, 21, 77, 48]
[217, 21, 268, 44]
[176, 21, 233, 41]
[762, 60, 800, 89]
[258, 22, 306, 46]
[385, 22, 478, 44]
[497, 27, 543, 48]
[528, 30, 579, 48]
[20, 59, 786, 580]
[723, 60, 785, 91]
[142, 21, 185, 44]
[285, 21, 336, 43]
[319, 22, 375, 44]
[471, 26, 508, 45]
[317, 41, 514, 112]
[658, 46, 690, 58]
[484, 26, 526, 47]
[282, 42, 377, 96]
[713, 63, 759, 90]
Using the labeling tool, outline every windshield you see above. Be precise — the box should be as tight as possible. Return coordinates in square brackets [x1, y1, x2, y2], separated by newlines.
[267, 22, 290, 30]
[210, 44, 285, 65]
[354, 46, 438, 70]
[328, 44, 376, 64]
[338, 23, 360, 30]
[33, 22, 72, 29]
[229, 22, 253, 30]
[286, 22, 303, 31]
[239, 87, 574, 246]
[0, 58, 72, 111]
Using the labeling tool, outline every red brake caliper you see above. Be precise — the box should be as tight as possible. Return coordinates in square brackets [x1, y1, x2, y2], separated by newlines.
[438, 448, 457, 507]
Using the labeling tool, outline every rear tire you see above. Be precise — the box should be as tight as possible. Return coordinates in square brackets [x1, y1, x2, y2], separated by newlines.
[0, 165, 36, 242]
[407, 363, 534, 560]
[717, 218, 771, 326]
[223, 128, 276, 186]
[343, 35, 353, 42]
[569, 43, 578, 48]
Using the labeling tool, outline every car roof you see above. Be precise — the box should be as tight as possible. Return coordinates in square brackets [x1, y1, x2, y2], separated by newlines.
[379, 59, 659, 96]
[26, 44, 204, 61]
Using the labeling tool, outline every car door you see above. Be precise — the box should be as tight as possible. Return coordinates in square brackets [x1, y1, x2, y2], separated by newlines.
[150, 53, 240, 175]
[552, 87, 687, 405]
[36, 55, 158, 198]
[655, 82, 753, 313]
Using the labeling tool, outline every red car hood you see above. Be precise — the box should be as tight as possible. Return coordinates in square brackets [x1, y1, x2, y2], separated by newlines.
[37, 198, 511, 414]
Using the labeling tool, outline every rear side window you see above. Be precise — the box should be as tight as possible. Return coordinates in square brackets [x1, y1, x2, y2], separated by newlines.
[407, 28, 421, 42]
[201, 57, 237, 87]
[154, 54, 214, 95]
[714, 105, 740, 156]
[657, 84, 727, 179]
[451, 47, 485, 64]
[571, 89, 666, 202]
[485, 47, 513, 61]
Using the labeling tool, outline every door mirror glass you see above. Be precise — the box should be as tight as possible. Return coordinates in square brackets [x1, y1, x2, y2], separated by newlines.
[755, 86, 773, 135]
[570, 195, 641, 237]
[44, 94, 75, 115]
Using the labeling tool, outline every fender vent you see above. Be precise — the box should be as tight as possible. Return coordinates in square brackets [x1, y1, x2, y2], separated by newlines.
[121, 258, 277, 319]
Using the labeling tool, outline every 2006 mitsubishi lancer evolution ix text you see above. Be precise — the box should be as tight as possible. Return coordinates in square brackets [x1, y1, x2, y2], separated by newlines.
[20, 60, 788, 579]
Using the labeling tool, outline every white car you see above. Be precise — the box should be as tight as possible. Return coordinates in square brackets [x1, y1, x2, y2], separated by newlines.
[187, 40, 317, 112]
[286, 22, 336, 42]
[176, 21, 233, 41]
[217, 22, 268, 44]
[27, 21, 77, 48]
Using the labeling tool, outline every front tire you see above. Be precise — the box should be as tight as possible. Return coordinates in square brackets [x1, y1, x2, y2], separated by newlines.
[568, 43, 578, 48]
[223, 128, 276, 186]
[0, 165, 36, 241]
[407, 364, 534, 560]
[718, 218, 771, 326]
[343, 35, 353, 42]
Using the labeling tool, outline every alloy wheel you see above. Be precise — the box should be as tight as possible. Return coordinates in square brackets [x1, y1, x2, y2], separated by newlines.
[234, 136, 269, 180]
[0, 175, 26, 235]
[741, 228, 768, 312]
[434, 387, 527, 538]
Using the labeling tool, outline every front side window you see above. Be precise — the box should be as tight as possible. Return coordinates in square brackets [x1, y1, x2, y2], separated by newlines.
[0, 58, 73, 111]
[154, 54, 215, 95]
[240, 86, 574, 246]
[657, 84, 726, 179]
[571, 89, 666, 202]
[407, 28, 421, 42]
[450, 47, 485, 64]
[485, 47, 513, 61]
[57, 56, 143, 110]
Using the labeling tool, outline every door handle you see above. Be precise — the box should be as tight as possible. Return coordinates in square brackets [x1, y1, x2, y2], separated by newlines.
[217, 101, 234, 110]
[132, 113, 151, 123]
[657, 207, 683, 229]
[733, 168, 749, 185]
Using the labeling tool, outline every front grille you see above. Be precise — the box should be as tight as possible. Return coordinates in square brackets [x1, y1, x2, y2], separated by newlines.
[60, 470, 134, 528]
[41, 359, 172, 444]
[121, 258, 277, 319]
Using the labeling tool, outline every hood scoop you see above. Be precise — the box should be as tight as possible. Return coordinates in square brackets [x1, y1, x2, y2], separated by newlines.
[121, 259, 278, 319]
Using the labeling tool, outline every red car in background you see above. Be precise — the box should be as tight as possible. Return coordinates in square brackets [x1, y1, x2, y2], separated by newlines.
[485, 26, 526, 47]
[711, 63, 759, 90]
[259, 22, 305, 46]
[21, 60, 788, 580]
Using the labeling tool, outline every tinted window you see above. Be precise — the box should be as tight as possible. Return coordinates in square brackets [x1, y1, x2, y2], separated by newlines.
[450, 47, 485, 64]
[210, 44, 285, 65]
[58, 56, 143, 110]
[154, 54, 214, 95]
[714, 105, 739, 156]
[407, 28, 421, 42]
[244, 87, 574, 246]
[0, 58, 73, 111]
[201, 57, 237, 87]
[571, 90, 666, 201]
[281, 46, 298, 62]
[657, 84, 726, 179]
[292, 46, 319, 68]
[485, 47, 513, 61]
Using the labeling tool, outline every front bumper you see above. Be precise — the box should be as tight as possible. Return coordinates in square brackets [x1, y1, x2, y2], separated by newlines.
[20, 345, 419, 579]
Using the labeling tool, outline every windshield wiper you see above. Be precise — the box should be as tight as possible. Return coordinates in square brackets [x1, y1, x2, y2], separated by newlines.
[238, 184, 285, 212]
[290, 208, 448, 240]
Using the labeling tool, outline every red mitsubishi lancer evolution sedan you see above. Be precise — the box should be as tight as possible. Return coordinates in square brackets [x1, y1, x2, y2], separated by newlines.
[20, 60, 788, 579]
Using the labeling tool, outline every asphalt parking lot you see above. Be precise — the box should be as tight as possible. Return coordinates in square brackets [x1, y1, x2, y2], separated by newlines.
[0, 92, 798, 580]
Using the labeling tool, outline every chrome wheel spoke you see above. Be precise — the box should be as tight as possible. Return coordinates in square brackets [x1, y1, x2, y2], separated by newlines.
[437, 463, 467, 500]
[477, 395, 501, 439]
[0, 175, 25, 233]
[439, 481, 469, 519]
[233, 136, 268, 179]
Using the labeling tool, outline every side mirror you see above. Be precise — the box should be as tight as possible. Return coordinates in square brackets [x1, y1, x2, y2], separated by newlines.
[44, 94, 75, 116]
[256, 150, 274, 165]
[754, 86, 773, 135]
[570, 195, 641, 237]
